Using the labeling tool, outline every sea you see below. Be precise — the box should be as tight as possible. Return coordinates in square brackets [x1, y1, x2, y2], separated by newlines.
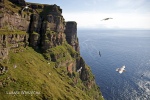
[78, 30, 150, 100]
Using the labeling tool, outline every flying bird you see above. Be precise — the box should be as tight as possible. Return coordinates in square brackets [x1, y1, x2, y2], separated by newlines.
[116, 65, 126, 74]
[21, 5, 30, 12]
[101, 18, 113, 21]
[77, 67, 82, 73]
[141, 74, 144, 78]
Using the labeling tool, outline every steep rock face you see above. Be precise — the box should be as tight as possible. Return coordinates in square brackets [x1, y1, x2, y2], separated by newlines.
[0, 0, 4, 27]
[0, 34, 28, 48]
[28, 14, 41, 49]
[0, 0, 29, 60]
[76, 57, 95, 88]
[65, 21, 79, 52]
[0, 48, 8, 60]
[28, 4, 66, 51]
[0, 0, 29, 61]
[28, 14, 41, 33]
[0, 63, 8, 75]
[40, 5, 66, 51]
[0, 13, 30, 31]
[0, 0, 30, 30]
[9, 0, 26, 6]
[64, 22, 98, 95]
[0, 33, 28, 60]
[0, 0, 4, 4]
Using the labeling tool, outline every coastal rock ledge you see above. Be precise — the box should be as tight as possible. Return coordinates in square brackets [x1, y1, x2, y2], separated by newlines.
[0, 0, 104, 100]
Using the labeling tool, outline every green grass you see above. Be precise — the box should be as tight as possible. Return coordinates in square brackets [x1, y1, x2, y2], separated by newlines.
[3, 0, 33, 16]
[0, 29, 27, 35]
[4, 0, 21, 13]
[0, 47, 104, 100]
[32, 31, 39, 35]
[43, 42, 78, 62]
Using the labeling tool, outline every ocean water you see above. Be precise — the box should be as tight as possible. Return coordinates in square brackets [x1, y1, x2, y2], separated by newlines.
[78, 30, 150, 100]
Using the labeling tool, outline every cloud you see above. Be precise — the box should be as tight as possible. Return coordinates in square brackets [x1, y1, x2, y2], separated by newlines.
[63, 12, 150, 29]
[26, 0, 150, 29]
[115, 0, 150, 12]
[116, 0, 145, 7]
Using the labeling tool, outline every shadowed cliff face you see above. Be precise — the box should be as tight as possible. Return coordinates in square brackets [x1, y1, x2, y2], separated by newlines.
[0, 0, 103, 99]
[0, 13, 30, 31]
[9, 0, 26, 6]
[65, 22, 79, 52]
[0, 33, 28, 60]
[28, 4, 66, 51]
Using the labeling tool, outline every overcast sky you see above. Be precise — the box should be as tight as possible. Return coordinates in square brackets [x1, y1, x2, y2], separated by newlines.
[26, 0, 150, 30]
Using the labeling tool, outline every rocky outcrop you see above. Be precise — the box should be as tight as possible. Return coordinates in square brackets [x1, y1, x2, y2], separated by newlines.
[0, 0, 30, 30]
[76, 57, 95, 88]
[41, 5, 66, 50]
[28, 4, 66, 51]
[0, 0, 4, 3]
[0, 12, 30, 31]
[0, 63, 8, 75]
[0, 33, 28, 60]
[0, 48, 8, 60]
[65, 21, 79, 52]
[0, 1, 4, 27]
[28, 14, 41, 49]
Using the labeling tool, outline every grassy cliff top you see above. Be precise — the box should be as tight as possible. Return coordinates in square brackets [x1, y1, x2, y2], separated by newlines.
[4, 0, 22, 14]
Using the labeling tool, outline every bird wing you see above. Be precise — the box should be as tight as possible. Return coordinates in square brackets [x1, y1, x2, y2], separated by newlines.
[22, 8, 25, 11]
[116, 68, 119, 71]
[101, 18, 113, 21]
[119, 71, 123, 74]
[102, 18, 107, 20]
[121, 65, 125, 69]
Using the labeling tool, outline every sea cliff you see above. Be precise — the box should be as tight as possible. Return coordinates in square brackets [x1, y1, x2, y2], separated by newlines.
[0, 0, 103, 99]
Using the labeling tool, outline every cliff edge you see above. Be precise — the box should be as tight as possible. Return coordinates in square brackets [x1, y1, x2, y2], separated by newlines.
[0, 0, 103, 100]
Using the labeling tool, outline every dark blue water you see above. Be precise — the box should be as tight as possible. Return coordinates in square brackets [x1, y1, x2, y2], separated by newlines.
[78, 30, 150, 100]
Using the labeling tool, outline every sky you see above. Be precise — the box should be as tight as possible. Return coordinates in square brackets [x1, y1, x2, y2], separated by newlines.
[26, 0, 150, 30]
